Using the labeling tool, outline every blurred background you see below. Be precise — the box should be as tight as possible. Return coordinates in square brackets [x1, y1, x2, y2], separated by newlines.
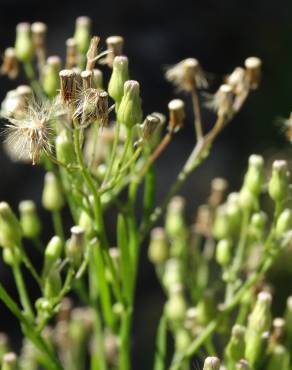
[0, 0, 291, 368]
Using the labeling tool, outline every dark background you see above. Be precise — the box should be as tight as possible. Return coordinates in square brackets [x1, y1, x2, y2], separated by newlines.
[0, 0, 292, 368]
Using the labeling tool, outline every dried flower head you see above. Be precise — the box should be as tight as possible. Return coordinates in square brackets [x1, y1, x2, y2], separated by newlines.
[244, 56, 262, 90]
[31, 22, 47, 49]
[226, 67, 248, 95]
[66, 38, 78, 69]
[1, 47, 19, 79]
[205, 84, 234, 118]
[282, 112, 292, 142]
[165, 58, 207, 92]
[1, 85, 33, 119]
[86, 36, 100, 71]
[81, 70, 93, 89]
[59, 69, 77, 105]
[168, 99, 185, 132]
[3, 97, 57, 164]
[101, 35, 124, 67]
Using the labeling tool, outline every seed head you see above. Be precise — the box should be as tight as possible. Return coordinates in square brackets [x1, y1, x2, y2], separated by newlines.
[31, 22, 47, 49]
[102, 35, 124, 67]
[244, 56, 262, 89]
[168, 99, 185, 132]
[205, 84, 234, 118]
[226, 67, 248, 95]
[59, 69, 77, 105]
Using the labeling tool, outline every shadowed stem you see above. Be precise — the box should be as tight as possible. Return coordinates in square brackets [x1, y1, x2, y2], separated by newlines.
[191, 84, 203, 140]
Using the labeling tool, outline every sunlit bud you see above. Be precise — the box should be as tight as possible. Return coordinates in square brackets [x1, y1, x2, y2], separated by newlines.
[81, 70, 93, 89]
[206, 84, 233, 118]
[0, 202, 22, 249]
[165, 284, 187, 322]
[43, 56, 61, 97]
[165, 58, 207, 92]
[271, 318, 286, 345]
[108, 56, 129, 104]
[245, 331, 269, 369]
[104, 36, 124, 67]
[243, 154, 265, 195]
[208, 177, 228, 207]
[92, 68, 103, 89]
[2, 248, 21, 266]
[19, 200, 41, 239]
[1, 352, 18, 370]
[216, 238, 232, 266]
[175, 329, 191, 352]
[15, 23, 34, 62]
[275, 209, 292, 236]
[86, 36, 100, 71]
[203, 357, 220, 370]
[239, 188, 257, 211]
[66, 38, 78, 69]
[162, 258, 182, 289]
[66, 226, 85, 268]
[227, 67, 247, 95]
[0, 48, 19, 79]
[213, 205, 232, 239]
[196, 290, 216, 325]
[250, 211, 267, 240]
[59, 69, 77, 105]
[43, 236, 63, 277]
[236, 359, 250, 370]
[148, 227, 169, 265]
[31, 22, 47, 49]
[266, 344, 290, 370]
[117, 80, 142, 127]
[56, 130, 76, 165]
[78, 209, 94, 238]
[165, 196, 186, 239]
[74, 16, 91, 55]
[44, 266, 62, 299]
[247, 291, 272, 333]
[268, 160, 290, 203]
[42, 172, 64, 212]
[167, 99, 185, 133]
[244, 57, 262, 90]
[225, 324, 246, 363]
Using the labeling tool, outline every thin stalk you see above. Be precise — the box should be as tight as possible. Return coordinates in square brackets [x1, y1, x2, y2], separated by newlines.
[23, 61, 43, 97]
[52, 210, 65, 242]
[191, 85, 203, 140]
[103, 121, 121, 184]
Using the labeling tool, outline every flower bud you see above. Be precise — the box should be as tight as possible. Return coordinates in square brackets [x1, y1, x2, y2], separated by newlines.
[162, 258, 182, 289]
[165, 285, 187, 322]
[43, 236, 63, 277]
[117, 80, 142, 127]
[2, 248, 21, 266]
[245, 331, 269, 369]
[196, 291, 216, 325]
[243, 154, 265, 195]
[59, 69, 77, 105]
[247, 291, 272, 333]
[168, 99, 185, 133]
[42, 172, 64, 212]
[66, 38, 78, 69]
[275, 209, 292, 237]
[271, 317, 285, 345]
[15, 23, 34, 62]
[165, 196, 186, 240]
[268, 160, 290, 203]
[31, 22, 47, 49]
[74, 16, 91, 55]
[213, 205, 234, 239]
[19, 200, 41, 239]
[267, 344, 290, 370]
[0, 202, 22, 249]
[66, 226, 85, 268]
[225, 324, 246, 363]
[0, 48, 18, 79]
[44, 267, 62, 299]
[250, 211, 267, 235]
[212, 84, 233, 118]
[42, 56, 61, 97]
[175, 329, 191, 352]
[203, 357, 220, 370]
[239, 188, 257, 211]
[244, 57, 262, 90]
[216, 238, 232, 266]
[1, 352, 18, 370]
[208, 177, 228, 207]
[148, 227, 168, 265]
[108, 56, 129, 104]
[139, 114, 162, 144]
[78, 209, 94, 238]
[105, 36, 124, 67]
[55, 130, 76, 165]
[93, 69, 103, 89]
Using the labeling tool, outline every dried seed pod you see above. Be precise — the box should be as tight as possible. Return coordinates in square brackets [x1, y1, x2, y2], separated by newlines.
[168, 99, 185, 133]
[66, 38, 78, 69]
[245, 56, 262, 89]
[1, 48, 19, 79]
[59, 69, 77, 105]
[31, 22, 47, 49]
[103, 35, 124, 67]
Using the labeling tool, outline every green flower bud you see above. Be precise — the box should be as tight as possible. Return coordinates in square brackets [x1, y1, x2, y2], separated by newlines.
[225, 324, 246, 363]
[78, 209, 94, 238]
[93, 68, 103, 89]
[213, 205, 231, 239]
[268, 160, 290, 203]
[55, 130, 76, 165]
[42, 172, 64, 212]
[66, 226, 85, 268]
[1, 352, 18, 370]
[226, 200, 242, 236]
[267, 344, 290, 370]
[239, 188, 257, 211]
[15, 23, 34, 62]
[148, 227, 169, 265]
[275, 209, 292, 237]
[203, 357, 221, 370]
[247, 291, 272, 333]
[245, 331, 269, 369]
[250, 211, 267, 239]
[44, 267, 62, 299]
[243, 154, 264, 195]
[42, 56, 61, 97]
[216, 239, 232, 266]
[74, 16, 91, 55]
[165, 196, 186, 240]
[162, 258, 182, 289]
[117, 80, 143, 127]
[19, 200, 41, 239]
[165, 285, 187, 322]
[175, 329, 191, 352]
[0, 202, 22, 249]
[43, 236, 63, 277]
[3, 248, 21, 266]
[196, 291, 216, 325]
[108, 56, 129, 103]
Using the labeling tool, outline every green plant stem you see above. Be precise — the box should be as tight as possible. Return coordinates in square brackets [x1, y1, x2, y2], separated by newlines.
[191, 85, 203, 140]
[52, 210, 65, 242]
[23, 61, 43, 97]
[12, 262, 34, 320]
[154, 314, 167, 370]
[103, 121, 121, 184]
